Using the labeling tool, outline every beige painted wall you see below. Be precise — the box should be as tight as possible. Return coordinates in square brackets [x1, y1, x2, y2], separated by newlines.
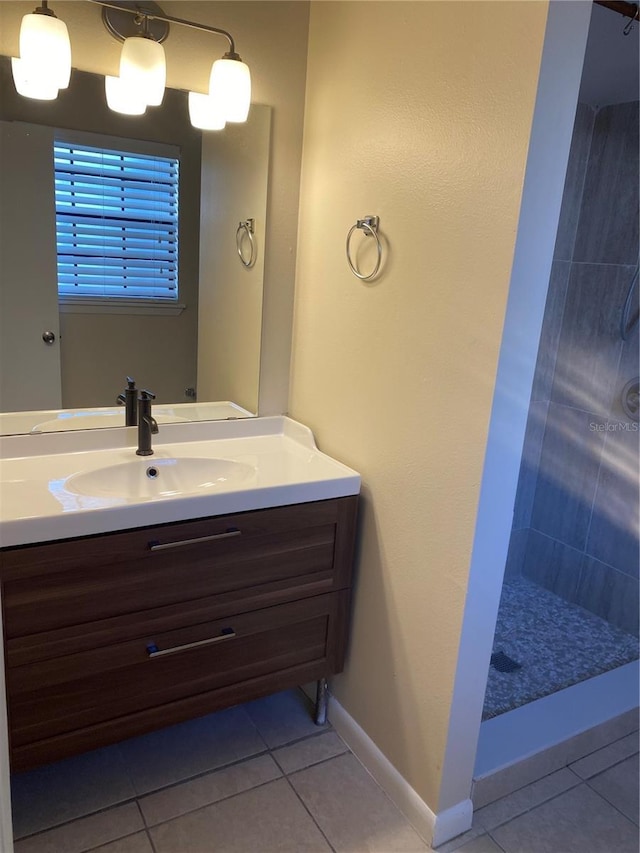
[198, 106, 271, 414]
[290, 0, 548, 811]
[0, 0, 309, 414]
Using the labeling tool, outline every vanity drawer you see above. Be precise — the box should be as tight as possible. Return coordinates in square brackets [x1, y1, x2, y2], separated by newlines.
[1, 497, 357, 638]
[8, 590, 349, 755]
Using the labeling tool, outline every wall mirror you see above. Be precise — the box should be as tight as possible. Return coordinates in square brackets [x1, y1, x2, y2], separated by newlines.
[0, 57, 271, 435]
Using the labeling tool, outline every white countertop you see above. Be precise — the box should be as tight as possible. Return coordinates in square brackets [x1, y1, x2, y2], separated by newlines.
[0, 400, 254, 436]
[0, 417, 360, 548]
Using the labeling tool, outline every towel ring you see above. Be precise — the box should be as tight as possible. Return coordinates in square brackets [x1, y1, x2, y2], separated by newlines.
[346, 215, 382, 281]
[236, 219, 256, 268]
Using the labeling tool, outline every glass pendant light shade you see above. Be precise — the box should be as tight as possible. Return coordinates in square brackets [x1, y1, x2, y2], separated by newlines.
[19, 12, 71, 89]
[188, 92, 226, 131]
[119, 36, 166, 107]
[105, 75, 147, 115]
[10, 3, 250, 127]
[209, 56, 251, 123]
[11, 56, 59, 100]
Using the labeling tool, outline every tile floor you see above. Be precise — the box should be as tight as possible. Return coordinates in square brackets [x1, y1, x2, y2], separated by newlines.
[10, 689, 640, 853]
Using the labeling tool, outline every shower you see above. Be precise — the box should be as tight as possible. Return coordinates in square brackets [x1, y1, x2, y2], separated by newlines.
[483, 1, 639, 722]
[620, 263, 639, 340]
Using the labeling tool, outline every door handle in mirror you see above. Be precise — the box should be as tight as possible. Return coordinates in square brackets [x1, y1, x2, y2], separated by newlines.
[42, 331, 56, 345]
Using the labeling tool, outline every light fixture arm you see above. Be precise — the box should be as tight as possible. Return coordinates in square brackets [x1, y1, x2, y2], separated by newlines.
[34, 1, 56, 17]
[87, 0, 236, 54]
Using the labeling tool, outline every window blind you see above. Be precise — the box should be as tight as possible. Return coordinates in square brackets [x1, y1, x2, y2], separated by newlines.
[54, 142, 179, 300]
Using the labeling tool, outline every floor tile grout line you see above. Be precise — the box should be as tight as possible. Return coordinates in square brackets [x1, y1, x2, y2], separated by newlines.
[137, 746, 355, 832]
[485, 829, 509, 853]
[482, 779, 639, 845]
[473, 764, 580, 811]
[474, 772, 584, 832]
[145, 825, 159, 853]
[138, 772, 340, 850]
[11, 729, 340, 841]
[12, 796, 143, 843]
[565, 765, 586, 783]
[573, 761, 639, 785]
[134, 798, 149, 842]
[13, 752, 275, 841]
[473, 722, 640, 809]
[132, 747, 272, 802]
[74, 829, 151, 853]
[281, 773, 338, 853]
[133, 727, 338, 809]
[12, 750, 275, 841]
[277, 746, 351, 778]
[116, 740, 141, 802]
[241, 705, 272, 754]
[266, 724, 336, 753]
[568, 726, 640, 763]
[568, 747, 640, 781]
[468, 771, 639, 853]
[583, 776, 640, 827]
[136, 774, 285, 830]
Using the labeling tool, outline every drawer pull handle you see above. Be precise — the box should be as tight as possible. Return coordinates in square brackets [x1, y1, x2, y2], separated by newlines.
[146, 627, 236, 658]
[149, 528, 241, 551]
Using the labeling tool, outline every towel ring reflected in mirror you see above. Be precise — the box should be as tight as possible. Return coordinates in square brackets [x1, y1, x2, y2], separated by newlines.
[346, 215, 382, 281]
[236, 218, 256, 268]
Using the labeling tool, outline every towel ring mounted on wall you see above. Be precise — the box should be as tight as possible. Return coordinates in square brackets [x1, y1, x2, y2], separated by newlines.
[236, 219, 256, 268]
[346, 215, 382, 281]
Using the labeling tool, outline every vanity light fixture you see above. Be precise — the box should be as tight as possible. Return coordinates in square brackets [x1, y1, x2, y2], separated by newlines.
[118, 29, 166, 108]
[95, 0, 251, 127]
[104, 73, 148, 114]
[10, 0, 252, 130]
[209, 54, 251, 123]
[187, 51, 252, 131]
[188, 91, 226, 131]
[11, 1, 71, 100]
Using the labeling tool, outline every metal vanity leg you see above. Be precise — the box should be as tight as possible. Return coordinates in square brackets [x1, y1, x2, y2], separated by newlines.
[315, 677, 328, 725]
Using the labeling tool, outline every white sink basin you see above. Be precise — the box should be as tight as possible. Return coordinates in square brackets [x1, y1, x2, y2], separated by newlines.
[65, 457, 255, 500]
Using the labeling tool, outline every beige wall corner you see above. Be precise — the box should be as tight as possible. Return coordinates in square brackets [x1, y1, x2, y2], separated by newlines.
[289, 0, 549, 815]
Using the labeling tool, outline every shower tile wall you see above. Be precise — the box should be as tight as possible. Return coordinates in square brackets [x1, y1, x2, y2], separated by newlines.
[506, 101, 640, 638]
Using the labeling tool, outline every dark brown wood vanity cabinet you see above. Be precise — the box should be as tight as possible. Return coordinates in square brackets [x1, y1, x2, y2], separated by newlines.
[0, 496, 358, 772]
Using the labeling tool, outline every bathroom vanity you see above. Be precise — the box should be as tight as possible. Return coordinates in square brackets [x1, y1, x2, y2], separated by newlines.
[0, 417, 360, 772]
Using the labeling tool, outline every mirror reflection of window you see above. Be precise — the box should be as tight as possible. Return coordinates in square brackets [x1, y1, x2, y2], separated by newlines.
[54, 141, 180, 306]
[0, 58, 271, 433]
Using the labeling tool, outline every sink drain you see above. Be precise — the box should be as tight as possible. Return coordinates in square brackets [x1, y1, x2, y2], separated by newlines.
[146, 466, 160, 479]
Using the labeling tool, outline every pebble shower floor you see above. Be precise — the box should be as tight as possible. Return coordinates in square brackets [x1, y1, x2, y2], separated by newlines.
[483, 577, 639, 720]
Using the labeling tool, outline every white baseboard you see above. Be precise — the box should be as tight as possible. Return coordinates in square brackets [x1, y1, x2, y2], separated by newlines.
[328, 696, 472, 848]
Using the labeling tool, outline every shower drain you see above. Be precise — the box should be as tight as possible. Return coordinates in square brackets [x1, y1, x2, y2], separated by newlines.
[490, 651, 522, 673]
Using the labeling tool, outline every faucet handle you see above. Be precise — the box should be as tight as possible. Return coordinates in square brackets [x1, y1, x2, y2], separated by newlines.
[126, 376, 136, 389]
[140, 390, 156, 401]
